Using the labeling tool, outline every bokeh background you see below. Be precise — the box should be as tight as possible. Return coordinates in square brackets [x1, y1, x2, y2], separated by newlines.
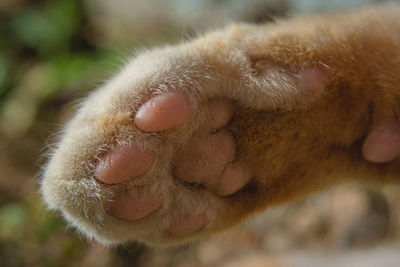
[1, 0, 400, 266]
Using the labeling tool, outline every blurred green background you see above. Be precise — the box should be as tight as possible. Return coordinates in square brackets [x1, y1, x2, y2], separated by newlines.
[1, 0, 400, 266]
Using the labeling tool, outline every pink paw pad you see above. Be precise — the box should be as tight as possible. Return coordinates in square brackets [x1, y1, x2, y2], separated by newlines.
[92, 91, 251, 237]
[94, 144, 155, 184]
[362, 121, 400, 163]
[134, 92, 191, 132]
[166, 212, 208, 237]
[110, 187, 163, 221]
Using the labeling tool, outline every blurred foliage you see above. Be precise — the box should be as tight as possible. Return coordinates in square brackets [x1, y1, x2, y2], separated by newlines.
[0, 0, 119, 135]
[0, 192, 85, 266]
[9, 0, 79, 57]
[0, 0, 114, 266]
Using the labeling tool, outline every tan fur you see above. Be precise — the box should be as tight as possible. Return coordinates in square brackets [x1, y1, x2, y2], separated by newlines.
[41, 5, 400, 246]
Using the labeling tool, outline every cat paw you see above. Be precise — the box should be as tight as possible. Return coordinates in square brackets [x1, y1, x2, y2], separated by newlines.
[92, 92, 251, 238]
[41, 23, 329, 246]
[40, 46, 256, 246]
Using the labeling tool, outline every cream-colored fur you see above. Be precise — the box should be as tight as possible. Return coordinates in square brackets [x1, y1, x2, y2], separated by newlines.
[41, 5, 400, 246]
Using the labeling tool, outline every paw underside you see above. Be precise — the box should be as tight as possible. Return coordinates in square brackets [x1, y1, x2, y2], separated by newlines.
[41, 49, 253, 246]
[44, 89, 254, 246]
[39, 5, 400, 247]
[40, 25, 326, 246]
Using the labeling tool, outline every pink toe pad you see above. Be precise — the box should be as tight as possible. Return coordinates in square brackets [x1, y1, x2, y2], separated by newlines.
[166, 212, 207, 237]
[362, 121, 400, 163]
[110, 188, 162, 221]
[95, 144, 154, 184]
[135, 92, 191, 132]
